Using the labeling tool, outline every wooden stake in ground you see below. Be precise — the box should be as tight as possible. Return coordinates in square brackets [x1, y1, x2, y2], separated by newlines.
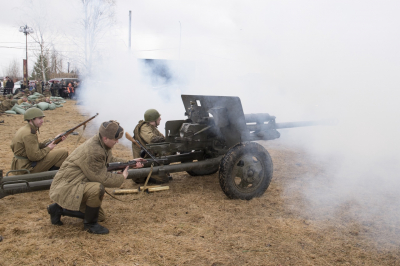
[113, 186, 169, 195]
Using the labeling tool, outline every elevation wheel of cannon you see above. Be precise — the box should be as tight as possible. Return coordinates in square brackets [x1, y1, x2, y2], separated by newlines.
[186, 154, 220, 176]
[219, 142, 273, 200]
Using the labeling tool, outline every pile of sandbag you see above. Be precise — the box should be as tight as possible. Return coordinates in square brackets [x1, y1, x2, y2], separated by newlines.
[5, 102, 32, 115]
[37, 102, 58, 111]
[4, 93, 66, 114]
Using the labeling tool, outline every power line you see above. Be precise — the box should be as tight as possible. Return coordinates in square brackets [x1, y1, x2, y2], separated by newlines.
[0, 45, 77, 53]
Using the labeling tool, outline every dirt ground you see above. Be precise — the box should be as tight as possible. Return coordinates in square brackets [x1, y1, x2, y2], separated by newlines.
[0, 101, 399, 265]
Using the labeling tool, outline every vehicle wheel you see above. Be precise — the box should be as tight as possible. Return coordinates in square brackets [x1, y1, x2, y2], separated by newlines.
[186, 154, 220, 176]
[219, 142, 273, 200]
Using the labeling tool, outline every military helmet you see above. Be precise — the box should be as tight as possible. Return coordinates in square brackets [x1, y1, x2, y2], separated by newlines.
[144, 109, 161, 122]
[24, 107, 45, 121]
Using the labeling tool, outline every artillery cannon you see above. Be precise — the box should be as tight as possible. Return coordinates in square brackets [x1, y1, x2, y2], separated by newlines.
[0, 95, 322, 200]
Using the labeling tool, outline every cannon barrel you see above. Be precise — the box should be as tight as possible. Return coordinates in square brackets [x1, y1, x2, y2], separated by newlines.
[244, 113, 274, 123]
[0, 157, 222, 199]
[275, 120, 327, 129]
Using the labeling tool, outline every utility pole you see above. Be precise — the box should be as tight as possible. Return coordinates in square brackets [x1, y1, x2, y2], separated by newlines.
[179, 21, 181, 60]
[19, 25, 34, 86]
[68, 62, 70, 73]
[129, 11, 132, 50]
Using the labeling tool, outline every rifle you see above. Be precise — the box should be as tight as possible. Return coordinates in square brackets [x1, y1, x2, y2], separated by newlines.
[107, 158, 167, 171]
[125, 132, 164, 165]
[44, 113, 99, 147]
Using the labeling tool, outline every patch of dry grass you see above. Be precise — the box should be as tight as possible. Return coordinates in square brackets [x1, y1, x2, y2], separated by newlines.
[0, 101, 399, 265]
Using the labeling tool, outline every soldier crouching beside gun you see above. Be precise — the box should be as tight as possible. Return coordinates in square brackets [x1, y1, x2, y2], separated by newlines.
[48, 120, 145, 234]
[10, 108, 69, 174]
[132, 108, 171, 184]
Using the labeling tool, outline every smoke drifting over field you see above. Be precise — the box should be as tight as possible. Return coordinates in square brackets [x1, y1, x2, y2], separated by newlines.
[74, 1, 400, 242]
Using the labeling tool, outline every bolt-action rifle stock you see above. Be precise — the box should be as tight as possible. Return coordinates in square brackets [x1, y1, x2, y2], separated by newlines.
[44, 113, 99, 147]
[107, 158, 168, 171]
[125, 132, 164, 165]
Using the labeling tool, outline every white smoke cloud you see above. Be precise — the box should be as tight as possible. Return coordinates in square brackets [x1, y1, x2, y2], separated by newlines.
[16, 0, 400, 243]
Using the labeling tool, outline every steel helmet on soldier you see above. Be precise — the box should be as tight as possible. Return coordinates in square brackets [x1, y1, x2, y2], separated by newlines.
[144, 109, 161, 122]
[24, 107, 45, 121]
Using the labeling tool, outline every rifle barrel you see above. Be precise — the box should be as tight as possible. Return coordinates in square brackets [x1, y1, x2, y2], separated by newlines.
[44, 113, 98, 147]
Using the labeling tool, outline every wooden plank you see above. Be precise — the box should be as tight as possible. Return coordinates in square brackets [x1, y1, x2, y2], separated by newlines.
[148, 186, 170, 192]
[112, 188, 139, 195]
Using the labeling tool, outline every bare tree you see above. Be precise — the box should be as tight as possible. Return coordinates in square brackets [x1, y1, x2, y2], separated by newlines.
[3, 59, 21, 80]
[77, 0, 116, 77]
[29, 25, 51, 82]
[49, 48, 64, 75]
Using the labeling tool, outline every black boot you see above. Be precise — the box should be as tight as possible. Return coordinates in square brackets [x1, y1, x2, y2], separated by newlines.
[62, 209, 84, 219]
[83, 206, 109, 234]
[47, 203, 63, 226]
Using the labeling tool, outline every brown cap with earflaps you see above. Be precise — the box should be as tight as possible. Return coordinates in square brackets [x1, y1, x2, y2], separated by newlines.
[99, 120, 124, 140]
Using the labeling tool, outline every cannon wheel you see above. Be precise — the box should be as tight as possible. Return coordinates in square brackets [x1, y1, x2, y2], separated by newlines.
[219, 142, 273, 200]
[186, 155, 220, 176]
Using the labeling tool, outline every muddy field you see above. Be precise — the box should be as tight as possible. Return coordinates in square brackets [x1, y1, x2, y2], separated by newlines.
[0, 100, 399, 265]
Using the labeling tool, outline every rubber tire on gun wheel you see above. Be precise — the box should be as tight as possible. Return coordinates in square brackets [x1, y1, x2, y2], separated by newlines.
[186, 154, 219, 176]
[219, 142, 273, 200]
[186, 164, 219, 176]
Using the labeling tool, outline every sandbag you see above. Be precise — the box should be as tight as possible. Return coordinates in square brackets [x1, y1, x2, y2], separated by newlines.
[28, 96, 38, 101]
[37, 102, 50, 111]
[20, 102, 32, 107]
[5, 110, 16, 114]
[12, 105, 26, 114]
[48, 103, 56, 110]
[55, 104, 63, 108]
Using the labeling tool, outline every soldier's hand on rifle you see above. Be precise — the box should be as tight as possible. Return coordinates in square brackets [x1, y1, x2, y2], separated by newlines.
[131, 158, 145, 169]
[122, 166, 129, 179]
[55, 133, 68, 142]
[47, 141, 57, 150]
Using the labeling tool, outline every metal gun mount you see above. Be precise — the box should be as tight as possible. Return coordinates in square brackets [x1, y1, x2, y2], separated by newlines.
[1, 95, 324, 201]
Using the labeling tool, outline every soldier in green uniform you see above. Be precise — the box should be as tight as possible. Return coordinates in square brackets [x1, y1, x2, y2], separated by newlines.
[10, 108, 69, 175]
[17, 96, 28, 105]
[14, 89, 25, 99]
[132, 109, 172, 184]
[24, 88, 31, 96]
[36, 80, 42, 94]
[48, 120, 145, 234]
[0, 94, 15, 112]
[132, 109, 165, 158]
[43, 87, 51, 97]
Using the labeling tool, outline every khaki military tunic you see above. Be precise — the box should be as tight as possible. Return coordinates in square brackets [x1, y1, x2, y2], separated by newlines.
[10, 123, 68, 175]
[34, 96, 47, 104]
[43, 90, 51, 97]
[49, 133, 126, 211]
[0, 99, 13, 112]
[132, 120, 165, 158]
[36, 82, 42, 94]
[17, 98, 27, 105]
[14, 92, 25, 99]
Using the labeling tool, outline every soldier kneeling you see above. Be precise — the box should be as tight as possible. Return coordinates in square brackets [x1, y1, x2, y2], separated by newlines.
[48, 121, 144, 234]
[10, 108, 69, 174]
